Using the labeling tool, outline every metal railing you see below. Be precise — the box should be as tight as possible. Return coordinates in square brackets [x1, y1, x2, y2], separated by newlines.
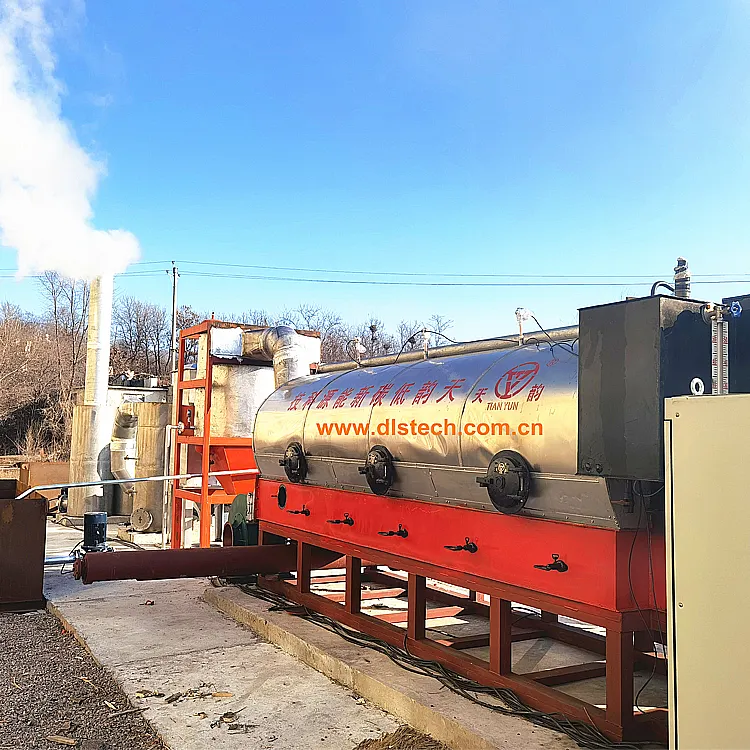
[15, 469, 259, 501]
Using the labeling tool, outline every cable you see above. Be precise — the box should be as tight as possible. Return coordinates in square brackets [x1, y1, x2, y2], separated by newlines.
[650, 281, 675, 296]
[228, 581, 650, 750]
[344, 339, 361, 365]
[529, 315, 578, 356]
[632, 482, 666, 712]
[116, 258, 750, 281]
[626, 486, 667, 714]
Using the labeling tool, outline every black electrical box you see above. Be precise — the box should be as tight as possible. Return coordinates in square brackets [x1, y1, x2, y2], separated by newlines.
[578, 295, 711, 481]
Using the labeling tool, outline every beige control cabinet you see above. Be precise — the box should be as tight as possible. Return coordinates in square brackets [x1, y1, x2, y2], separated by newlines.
[665, 394, 750, 750]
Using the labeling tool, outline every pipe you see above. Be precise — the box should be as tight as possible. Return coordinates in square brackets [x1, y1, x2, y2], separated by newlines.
[241, 325, 310, 387]
[73, 544, 342, 584]
[110, 408, 138, 492]
[317, 325, 580, 373]
[44, 554, 77, 567]
[161, 424, 181, 549]
[15, 468, 258, 501]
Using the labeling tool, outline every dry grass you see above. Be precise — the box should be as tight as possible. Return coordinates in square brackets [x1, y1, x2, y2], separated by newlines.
[354, 725, 449, 750]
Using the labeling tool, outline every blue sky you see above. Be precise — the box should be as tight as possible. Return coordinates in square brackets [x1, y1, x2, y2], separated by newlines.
[1, 0, 750, 340]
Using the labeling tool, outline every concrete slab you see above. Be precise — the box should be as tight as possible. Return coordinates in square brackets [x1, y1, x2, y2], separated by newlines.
[43, 523, 398, 750]
[205, 585, 577, 750]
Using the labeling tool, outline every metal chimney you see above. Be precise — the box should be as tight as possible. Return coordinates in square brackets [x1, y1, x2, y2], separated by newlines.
[68, 275, 117, 516]
[674, 257, 691, 299]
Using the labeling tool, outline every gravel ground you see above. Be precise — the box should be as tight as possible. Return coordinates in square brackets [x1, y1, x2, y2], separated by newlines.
[0, 611, 165, 750]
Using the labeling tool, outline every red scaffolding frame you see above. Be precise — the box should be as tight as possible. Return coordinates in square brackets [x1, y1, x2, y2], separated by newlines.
[170, 320, 258, 548]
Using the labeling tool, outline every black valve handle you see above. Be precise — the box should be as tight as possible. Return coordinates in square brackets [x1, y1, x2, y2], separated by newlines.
[378, 523, 408, 538]
[444, 537, 478, 553]
[534, 553, 568, 572]
[327, 513, 354, 526]
[287, 505, 310, 517]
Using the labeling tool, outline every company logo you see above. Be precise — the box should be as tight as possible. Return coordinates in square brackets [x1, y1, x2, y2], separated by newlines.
[494, 362, 540, 399]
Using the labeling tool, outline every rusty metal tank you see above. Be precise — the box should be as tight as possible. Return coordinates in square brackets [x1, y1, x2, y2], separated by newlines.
[253, 338, 635, 529]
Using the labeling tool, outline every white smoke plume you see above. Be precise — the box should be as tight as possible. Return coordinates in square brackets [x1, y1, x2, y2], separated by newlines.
[0, 0, 140, 279]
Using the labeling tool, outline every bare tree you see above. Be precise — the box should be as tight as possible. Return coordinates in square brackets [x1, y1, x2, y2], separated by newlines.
[277, 305, 348, 362]
[112, 296, 171, 378]
[37, 271, 90, 401]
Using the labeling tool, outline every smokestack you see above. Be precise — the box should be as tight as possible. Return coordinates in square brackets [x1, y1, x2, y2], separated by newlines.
[674, 257, 691, 299]
[67, 275, 116, 517]
[84, 276, 113, 405]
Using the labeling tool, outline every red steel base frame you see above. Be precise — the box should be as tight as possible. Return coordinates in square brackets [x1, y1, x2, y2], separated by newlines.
[256, 479, 667, 743]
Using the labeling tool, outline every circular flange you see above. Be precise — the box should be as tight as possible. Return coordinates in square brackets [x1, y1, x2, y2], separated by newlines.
[130, 507, 154, 533]
[279, 442, 307, 483]
[358, 445, 395, 496]
[476, 450, 532, 514]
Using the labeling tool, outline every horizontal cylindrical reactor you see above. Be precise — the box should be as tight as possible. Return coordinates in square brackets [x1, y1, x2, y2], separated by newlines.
[253, 337, 628, 528]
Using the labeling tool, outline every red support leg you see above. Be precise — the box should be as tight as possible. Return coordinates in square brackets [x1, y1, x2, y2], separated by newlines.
[490, 597, 512, 674]
[345, 556, 361, 614]
[407, 574, 426, 641]
[606, 629, 634, 733]
[297, 542, 311, 595]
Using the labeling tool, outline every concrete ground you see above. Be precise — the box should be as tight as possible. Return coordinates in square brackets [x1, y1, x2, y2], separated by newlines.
[44, 522, 398, 750]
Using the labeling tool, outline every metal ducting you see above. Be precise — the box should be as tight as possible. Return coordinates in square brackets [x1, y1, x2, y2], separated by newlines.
[110, 408, 138, 494]
[241, 325, 314, 387]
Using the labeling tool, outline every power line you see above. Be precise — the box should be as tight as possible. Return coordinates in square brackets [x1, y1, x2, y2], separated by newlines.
[0, 270, 168, 279]
[176, 270, 750, 288]
[0, 263, 748, 288]
[163, 259, 750, 280]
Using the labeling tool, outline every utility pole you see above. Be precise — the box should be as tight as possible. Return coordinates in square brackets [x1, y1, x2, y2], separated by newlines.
[169, 261, 179, 373]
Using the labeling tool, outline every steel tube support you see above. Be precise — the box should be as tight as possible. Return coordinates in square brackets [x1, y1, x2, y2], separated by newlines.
[317, 325, 579, 373]
[73, 544, 341, 584]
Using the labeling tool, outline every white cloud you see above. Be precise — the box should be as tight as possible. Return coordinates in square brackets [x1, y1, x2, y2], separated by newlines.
[0, 0, 140, 279]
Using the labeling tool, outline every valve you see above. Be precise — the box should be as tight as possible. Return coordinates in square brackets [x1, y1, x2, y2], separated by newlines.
[534, 554, 568, 572]
[286, 504, 310, 517]
[378, 524, 408, 538]
[327, 513, 354, 526]
[444, 537, 478, 553]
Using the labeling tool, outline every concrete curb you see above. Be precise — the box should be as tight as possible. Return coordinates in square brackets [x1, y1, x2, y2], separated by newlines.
[47, 600, 99, 659]
[204, 585, 573, 750]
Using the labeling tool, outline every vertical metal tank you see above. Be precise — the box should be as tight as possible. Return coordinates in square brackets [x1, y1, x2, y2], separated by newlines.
[128, 401, 171, 532]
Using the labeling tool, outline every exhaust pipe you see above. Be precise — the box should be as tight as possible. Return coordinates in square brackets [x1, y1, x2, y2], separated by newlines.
[73, 544, 341, 584]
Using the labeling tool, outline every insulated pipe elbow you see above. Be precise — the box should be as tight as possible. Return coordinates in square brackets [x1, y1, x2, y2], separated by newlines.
[110, 408, 138, 492]
[242, 325, 308, 387]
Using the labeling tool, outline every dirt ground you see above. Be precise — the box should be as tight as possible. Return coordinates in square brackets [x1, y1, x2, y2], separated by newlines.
[0, 610, 164, 750]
